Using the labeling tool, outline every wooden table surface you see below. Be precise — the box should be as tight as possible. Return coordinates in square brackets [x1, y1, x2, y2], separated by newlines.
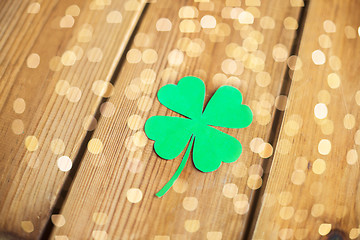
[0, 0, 359, 239]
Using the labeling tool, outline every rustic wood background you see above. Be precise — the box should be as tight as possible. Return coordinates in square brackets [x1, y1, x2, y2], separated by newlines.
[0, 0, 359, 239]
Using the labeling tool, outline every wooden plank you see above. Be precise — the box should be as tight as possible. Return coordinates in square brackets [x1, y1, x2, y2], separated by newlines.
[0, 0, 145, 238]
[253, 0, 360, 239]
[51, 0, 303, 239]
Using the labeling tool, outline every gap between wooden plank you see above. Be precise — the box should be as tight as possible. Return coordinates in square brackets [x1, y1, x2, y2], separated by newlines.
[242, 1, 310, 239]
[39, 4, 150, 240]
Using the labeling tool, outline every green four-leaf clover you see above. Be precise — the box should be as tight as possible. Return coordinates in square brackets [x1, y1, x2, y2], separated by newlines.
[145, 76, 253, 197]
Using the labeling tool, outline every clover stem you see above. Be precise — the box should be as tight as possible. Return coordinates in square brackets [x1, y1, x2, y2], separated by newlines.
[155, 136, 194, 198]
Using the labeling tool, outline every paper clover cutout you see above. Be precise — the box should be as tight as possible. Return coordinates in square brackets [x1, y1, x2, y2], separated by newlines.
[145, 76, 253, 197]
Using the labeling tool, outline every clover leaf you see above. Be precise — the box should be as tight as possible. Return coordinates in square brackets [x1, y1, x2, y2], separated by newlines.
[145, 76, 253, 197]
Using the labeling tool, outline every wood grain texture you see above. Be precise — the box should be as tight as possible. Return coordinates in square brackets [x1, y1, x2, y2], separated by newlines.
[0, 0, 145, 238]
[253, 0, 360, 239]
[51, 0, 303, 239]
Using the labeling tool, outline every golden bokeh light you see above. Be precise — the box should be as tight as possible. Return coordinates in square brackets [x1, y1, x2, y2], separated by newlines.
[51, 139, 65, 155]
[275, 95, 287, 111]
[278, 191, 292, 206]
[13, 98, 26, 114]
[320, 119, 334, 135]
[317, 90, 331, 104]
[291, 170, 306, 185]
[12, 119, 24, 135]
[318, 139, 331, 155]
[183, 197, 198, 211]
[318, 223, 332, 236]
[312, 159, 326, 175]
[184, 220, 200, 233]
[125, 84, 141, 100]
[287, 55, 302, 70]
[66, 5, 80, 16]
[83, 115, 97, 131]
[142, 49, 158, 64]
[250, 137, 265, 153]
[27, 2, 40, 14]
[222, 183, 238, 198]
[92, 231, 108, 240]
[311, 203, 325, 217]
[60, 15, 75, 28]
[234, 197, 249, 215]
[346, 149, 358, 165]
[247, 175, 262, 189]
[92, 80, 114, 98]
[201, 15, 217, 29]
[231, 162, 247, 178]
[72, 46, 83, 61]
[77, 24, 93, 42]
[132, 131, 148, 147]
[344, 114, 355, 129]
[49, 56, 63, 71]
[106, 11, 122, 23]
[279, 206, 294, 220]
[283, 17, 298, 30]
[27, 53, 40, 68]
[100, 102, 115, 117]
[349, 228, 360, 239]
[178, 6, 198, 18]
[179, 20, 201, 33]
[259, 143, 273, 158]
[61, 51, 77, 66]
[290, 0, 304, 7]
[172, 178, 188, 193]
[294, 157, 308, 170]
[57, 156, 72, 172]
[66, 87, 82, 102]
[156, 18, 172, 31]
[127, 115, 145, 130]
[51, 214, 66, 227]
[92, 212, 108, 225]
[260, 16, 275, 29]
[318, 34, 332, 48]
[88, 138, 103, 154]
[127, 188, 143, 203]
[21, 221, 34, 233]
[323, 20, 336, 33]
[87, 47, 103, 62]
[256, 71, 271, 87]
[207, 232, 222, 240]
[167, 49, 184, 66]
[238, 11, 254, 24]
[137, 96, 153, 112]
[25, 136, 39, 152]
[126, 49, 142, 63]
[312, 50, 326, 65]
[278, 228, 293, 240]
[327, 73, 340, 89]
[314, 103, 328, 119]
[329, 56, 342, 70]
[272, 44, 288, 62]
